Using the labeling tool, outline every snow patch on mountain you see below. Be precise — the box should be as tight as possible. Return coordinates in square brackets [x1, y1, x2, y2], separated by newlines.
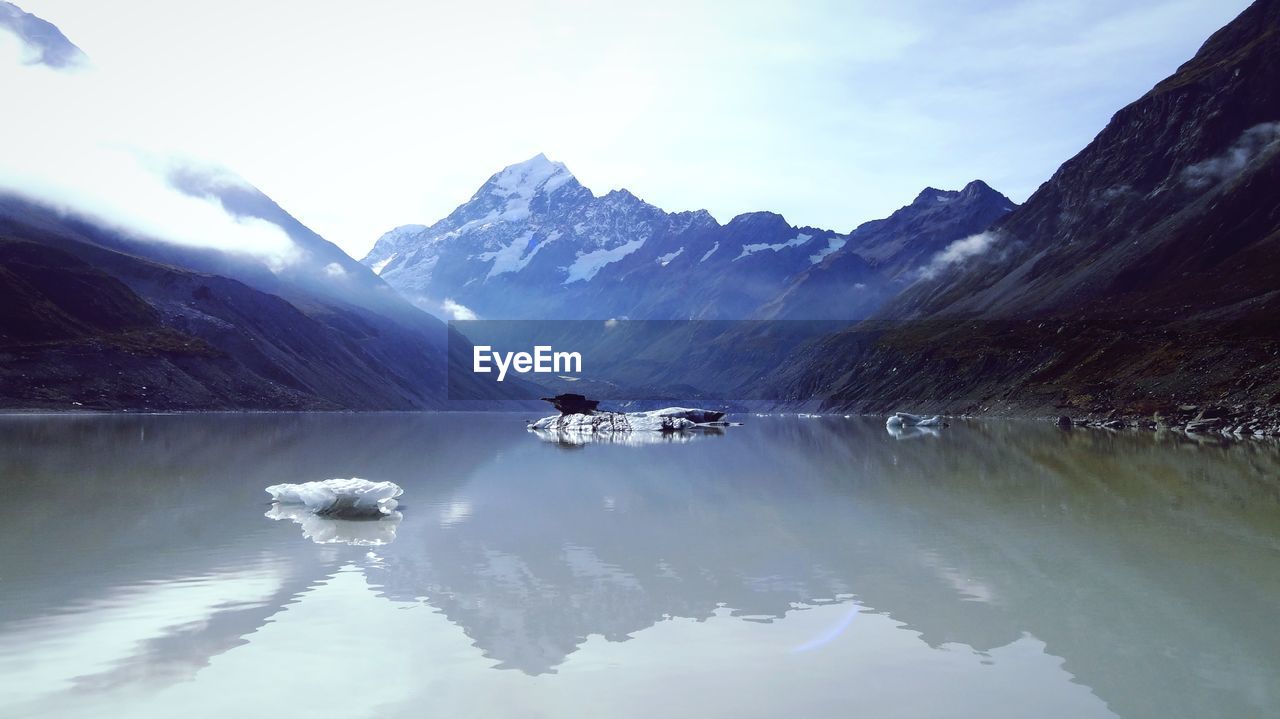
[657, 248, 684, 267]
[700, 241, 719, 262]
[484, 153, 573, 222]
[371, 253, 397, 275]
[564, 237, 647, 283]
[479, 230, 542, 279]
[809, 236, 846, 264]
[734, 233, 813, 261]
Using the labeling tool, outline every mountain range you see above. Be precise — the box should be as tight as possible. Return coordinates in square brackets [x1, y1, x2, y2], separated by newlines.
[767, 0, 1280, 415]
[2, 0, 1278, 414]
[363, 156, 1014, 321]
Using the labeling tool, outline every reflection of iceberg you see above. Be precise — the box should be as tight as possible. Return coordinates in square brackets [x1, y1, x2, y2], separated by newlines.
[887, 425, 941, 440]
[886, 412, 944, 429]
[529, 411, 695, 433]
[265, 504, 402, 546]
[530, 428, 708, 447]
[265, 478, 402, 518]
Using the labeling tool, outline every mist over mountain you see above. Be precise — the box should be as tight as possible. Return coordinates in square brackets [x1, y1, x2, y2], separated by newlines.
[0, 8, 540, 411]
[0, 182, 536, 410]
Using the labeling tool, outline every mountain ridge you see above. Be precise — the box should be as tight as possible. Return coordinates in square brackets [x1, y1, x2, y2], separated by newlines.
[771, 0, 1280, 415]
[362, 154, 1015, 321]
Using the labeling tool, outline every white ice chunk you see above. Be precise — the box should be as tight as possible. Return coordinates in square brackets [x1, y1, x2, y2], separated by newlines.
[631, 407, 727, 423]
[885, 412, 944, 428]
[265, 478, 403, 518]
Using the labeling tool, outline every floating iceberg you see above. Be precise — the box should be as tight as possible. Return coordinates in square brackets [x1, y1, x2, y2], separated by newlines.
[265, 478, 402, 518]
[528, 411, 696, 433]
[265, 503, 402, 546]
[629, 407, 727, 423]
[885, 412, 944, 429]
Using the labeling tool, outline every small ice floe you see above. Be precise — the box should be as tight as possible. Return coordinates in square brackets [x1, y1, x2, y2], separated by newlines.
[885, 412, 944, 429]
[265, 503, 402, 546]
[265, 478, 402, 518]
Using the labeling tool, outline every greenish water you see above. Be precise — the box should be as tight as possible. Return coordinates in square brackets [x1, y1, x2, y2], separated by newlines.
[0, 413, 1278, 718]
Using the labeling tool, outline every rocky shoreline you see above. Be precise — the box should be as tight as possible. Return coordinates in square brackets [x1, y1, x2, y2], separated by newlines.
[1059, 404, 1280, 440]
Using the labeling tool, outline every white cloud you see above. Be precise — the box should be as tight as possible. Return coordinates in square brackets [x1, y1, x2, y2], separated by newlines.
[917, 232, 999, 280]
[0, 32, 299, 267]
[1180, 122, 1280, 189]
[441, 298, 477, 321]
[323, 262, 346, 277]
[10, 0, 1251, 257]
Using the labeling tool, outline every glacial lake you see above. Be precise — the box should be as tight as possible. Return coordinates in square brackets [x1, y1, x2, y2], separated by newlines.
[1, 413, 1278, 719]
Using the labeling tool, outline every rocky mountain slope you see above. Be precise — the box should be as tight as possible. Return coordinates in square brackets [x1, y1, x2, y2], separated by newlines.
[0, 192, 532, 410]
[0, 1, 86, 69]
[0, 7, 532, 412]
[364, 154, 1013, 321]
[772, 0, 1280, 416]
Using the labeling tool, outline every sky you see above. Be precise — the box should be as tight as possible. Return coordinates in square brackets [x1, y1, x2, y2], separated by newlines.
[5, 0, 1254, 260]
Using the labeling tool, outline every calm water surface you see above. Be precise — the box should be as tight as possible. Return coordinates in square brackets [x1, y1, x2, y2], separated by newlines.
[1, 413, 1278, 718]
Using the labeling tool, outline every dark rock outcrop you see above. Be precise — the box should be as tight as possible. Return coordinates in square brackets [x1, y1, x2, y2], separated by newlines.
[541, 393, 599, 416]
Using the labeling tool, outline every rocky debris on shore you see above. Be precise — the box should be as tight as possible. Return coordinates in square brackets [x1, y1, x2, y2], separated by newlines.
[1056, 404, 1280, 440]
[886, 412, 946, 429]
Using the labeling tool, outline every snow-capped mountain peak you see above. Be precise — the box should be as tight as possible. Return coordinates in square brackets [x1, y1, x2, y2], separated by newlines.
[361, 157, 1016, 321]
[478, 153, 575, 206]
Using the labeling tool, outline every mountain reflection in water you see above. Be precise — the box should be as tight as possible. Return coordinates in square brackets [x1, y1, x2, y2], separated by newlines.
[0, 413, 1277, 719]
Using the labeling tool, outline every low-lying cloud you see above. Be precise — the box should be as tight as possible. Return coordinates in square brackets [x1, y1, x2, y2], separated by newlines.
[1181, 122, 1280, 189]
[916, 231, 999, 280]
[0, 31, 299, 268]
[441, 298, 478, 321]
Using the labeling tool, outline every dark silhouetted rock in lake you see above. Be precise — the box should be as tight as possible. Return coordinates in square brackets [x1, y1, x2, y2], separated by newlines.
[541, 393, 599, 416]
